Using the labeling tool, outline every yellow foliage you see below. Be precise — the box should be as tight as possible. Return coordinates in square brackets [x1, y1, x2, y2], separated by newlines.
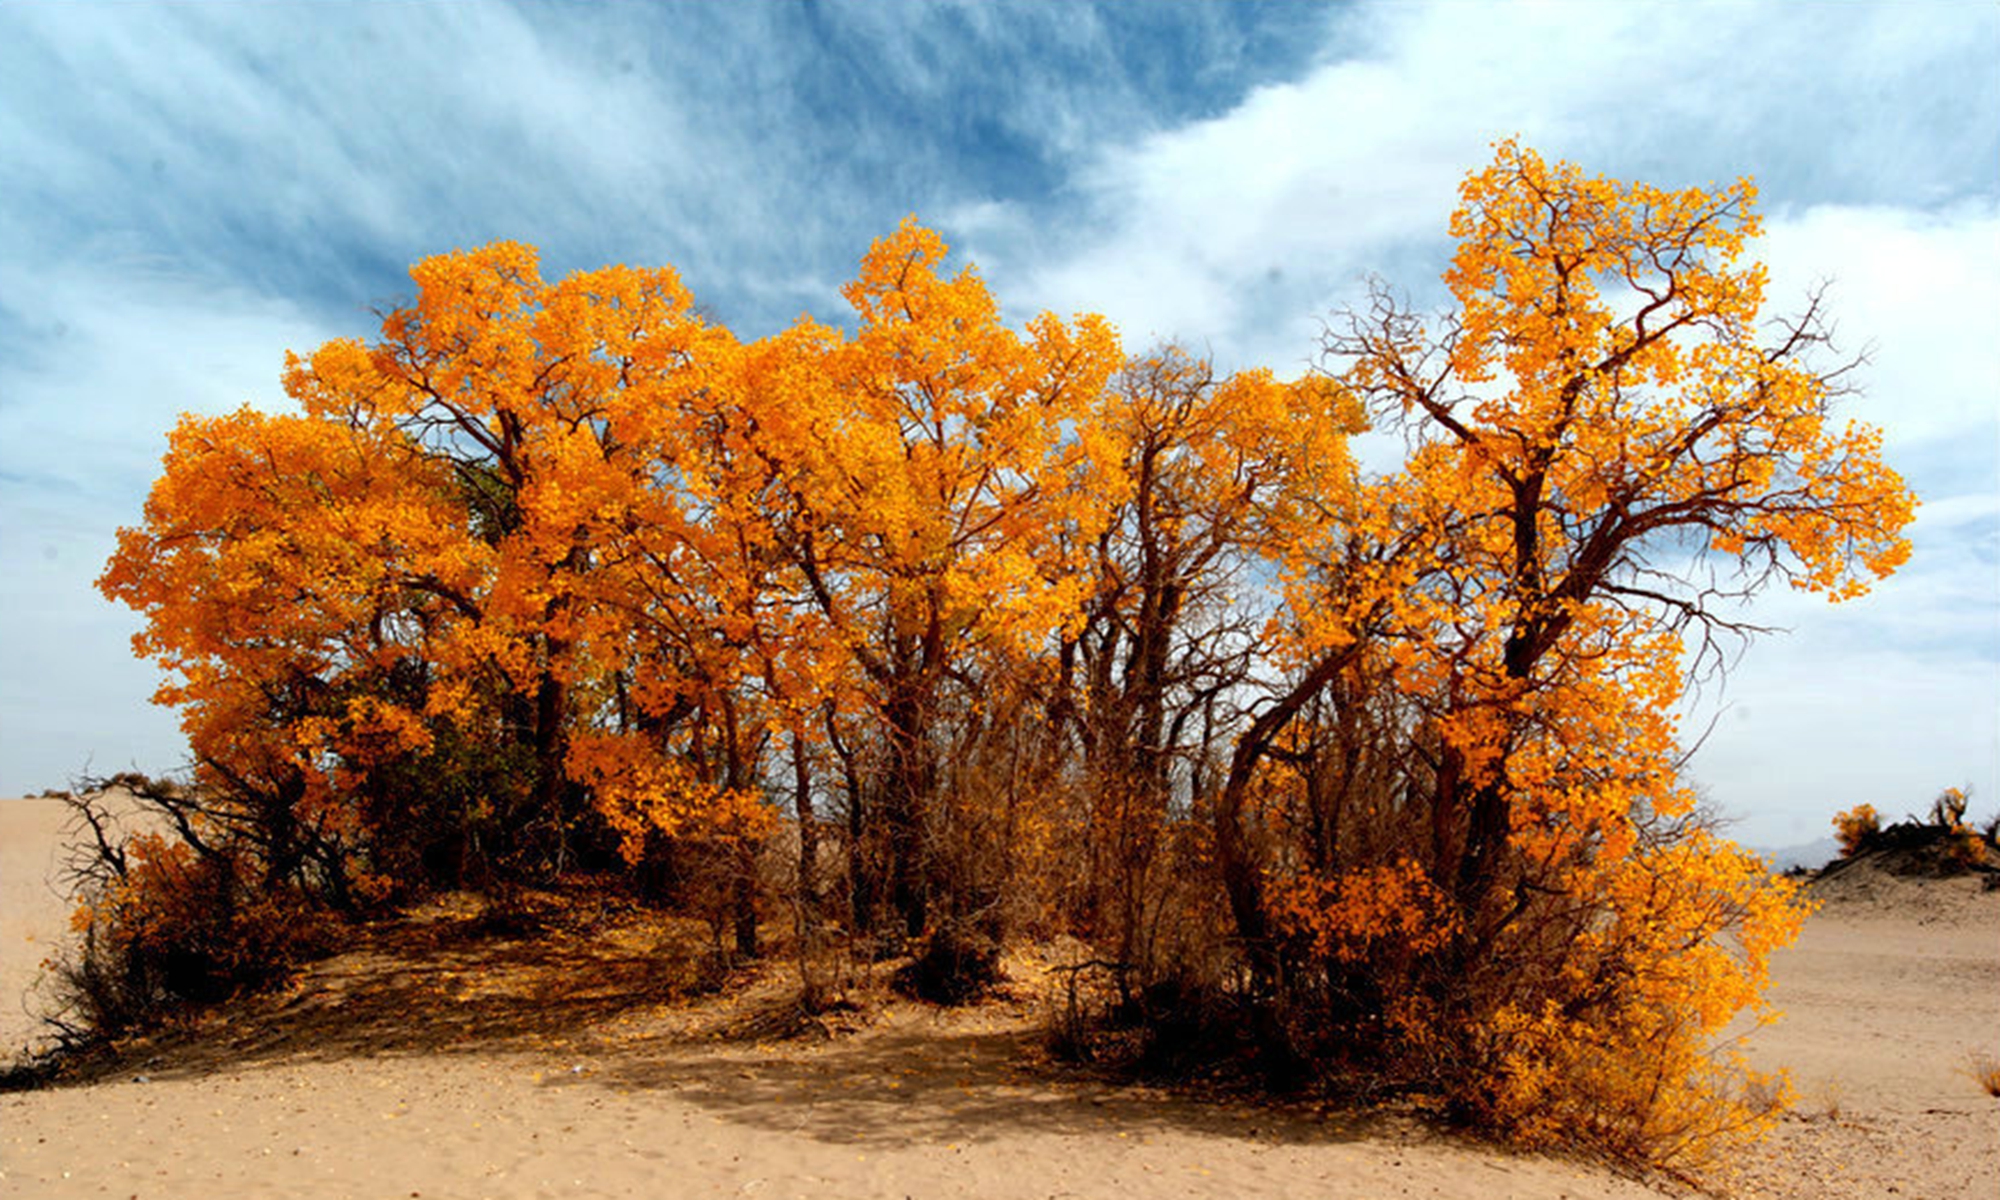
[567, 731, 775, 861]
[1833, 803, 1880, 856]
[1269, 859, 1457, 964]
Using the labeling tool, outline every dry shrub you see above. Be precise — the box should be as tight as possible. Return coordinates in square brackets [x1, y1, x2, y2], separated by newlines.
[1039, 820, 1264, 1085]
[1830, 790, 1997, 877]
[1930, 787, 1970, 827]
[790, 923, 862, 1017]
[887, 706, 1065, 1006]
[51, 826, 338, 1042]
[1475, 830, 1801, 1158]
[1045, 955, 1260, 1084]
[1338, 827, 1804, 1172]
[1095, 755, 1811, 1176]
[624, 830, 767, 961]
[1945, 828, 1987, 871]
[1044, 958, 1118, 1064]
[894, 925, 1004, 1005]
[1966, 1053, 2000, 1099]
[765, 825, 863, 1016]
[1461, 997, 1792, 1166]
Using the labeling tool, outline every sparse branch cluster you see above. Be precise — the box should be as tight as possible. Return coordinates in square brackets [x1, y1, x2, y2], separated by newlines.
[90, 145, 1914, 1170]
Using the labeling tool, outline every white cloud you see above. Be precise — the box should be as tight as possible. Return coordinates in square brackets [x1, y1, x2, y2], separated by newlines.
[0, 260, 328, 482]
[955, 51, 1482, 363]
[1689, 644, 2000, 848]
[957, 0, 1995, 367]
[1757, 202, 2000, 457]
[0, 543, 183, 792]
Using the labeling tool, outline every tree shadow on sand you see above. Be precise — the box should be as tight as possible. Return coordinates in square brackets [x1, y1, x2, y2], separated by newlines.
[49, 901, 714, 1077]
[39, 901, 1410, 1153]
[577, 1022, 1406, 1151]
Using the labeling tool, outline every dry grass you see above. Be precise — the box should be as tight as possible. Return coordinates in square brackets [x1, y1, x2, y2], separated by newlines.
[1965, 1052, 2000, 1099]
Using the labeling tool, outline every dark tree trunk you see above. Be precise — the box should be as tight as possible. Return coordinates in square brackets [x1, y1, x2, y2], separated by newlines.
[1214, 646, 1360, 986]
[732, 841, 760, 960]
[824, 707, 873, 934]
[531, 665, 570, 872]
[792, 728, 817, 906]
[883, 684, 931, 940]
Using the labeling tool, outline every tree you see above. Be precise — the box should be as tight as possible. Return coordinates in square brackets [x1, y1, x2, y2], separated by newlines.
[107, 243, 769, 889]
[98, 407, 474, 898]
[98, 152, 1912, 1167]
[1057, 345, 1362, 971]
[1347, 138, 1908, 929]
[1208, 140, 1915, 1162]
[764, 220, 1123, 941]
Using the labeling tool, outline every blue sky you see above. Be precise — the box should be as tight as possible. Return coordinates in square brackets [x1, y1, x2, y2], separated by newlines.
[2, 0, 1994, 849]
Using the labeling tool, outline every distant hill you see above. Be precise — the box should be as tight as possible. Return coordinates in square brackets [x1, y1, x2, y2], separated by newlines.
[1754, 835, 1842, 874]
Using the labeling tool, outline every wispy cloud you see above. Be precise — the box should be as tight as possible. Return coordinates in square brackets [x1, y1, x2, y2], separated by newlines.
[0, 260, 339, 786]
[1759, 202, 2000, 463]
[960, 0, 1998, 368]
[2, 1, 1331, 334]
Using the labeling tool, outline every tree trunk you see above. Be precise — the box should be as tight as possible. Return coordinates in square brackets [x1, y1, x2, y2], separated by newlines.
[824, 707, 873, 935]
[1215, 647, 1359, 986]
[531, 665, 570, 873]
[732, 840, 760, 960]
[793, 729, 817, 906]
[884, 701, 930, 940]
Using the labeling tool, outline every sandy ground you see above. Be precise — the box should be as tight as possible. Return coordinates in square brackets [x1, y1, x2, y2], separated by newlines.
[3, 795, 1996, 1199]
[1728, 866, 2000, 1199]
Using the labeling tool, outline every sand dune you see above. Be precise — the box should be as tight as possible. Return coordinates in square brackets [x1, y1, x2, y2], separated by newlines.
[3, 796, 1995, 1198]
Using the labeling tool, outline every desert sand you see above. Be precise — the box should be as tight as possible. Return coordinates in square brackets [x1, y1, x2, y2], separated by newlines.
[3, 794, 1995, 1199]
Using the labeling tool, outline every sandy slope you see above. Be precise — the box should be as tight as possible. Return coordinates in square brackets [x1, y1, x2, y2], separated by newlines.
[3, 795, 1996, 1199]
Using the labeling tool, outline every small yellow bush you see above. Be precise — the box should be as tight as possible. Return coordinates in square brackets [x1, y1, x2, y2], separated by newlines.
[1946, 828, 1985, 870]
[1966, 1052, 2000, 1098]
[1833, 804, 1880, 856]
